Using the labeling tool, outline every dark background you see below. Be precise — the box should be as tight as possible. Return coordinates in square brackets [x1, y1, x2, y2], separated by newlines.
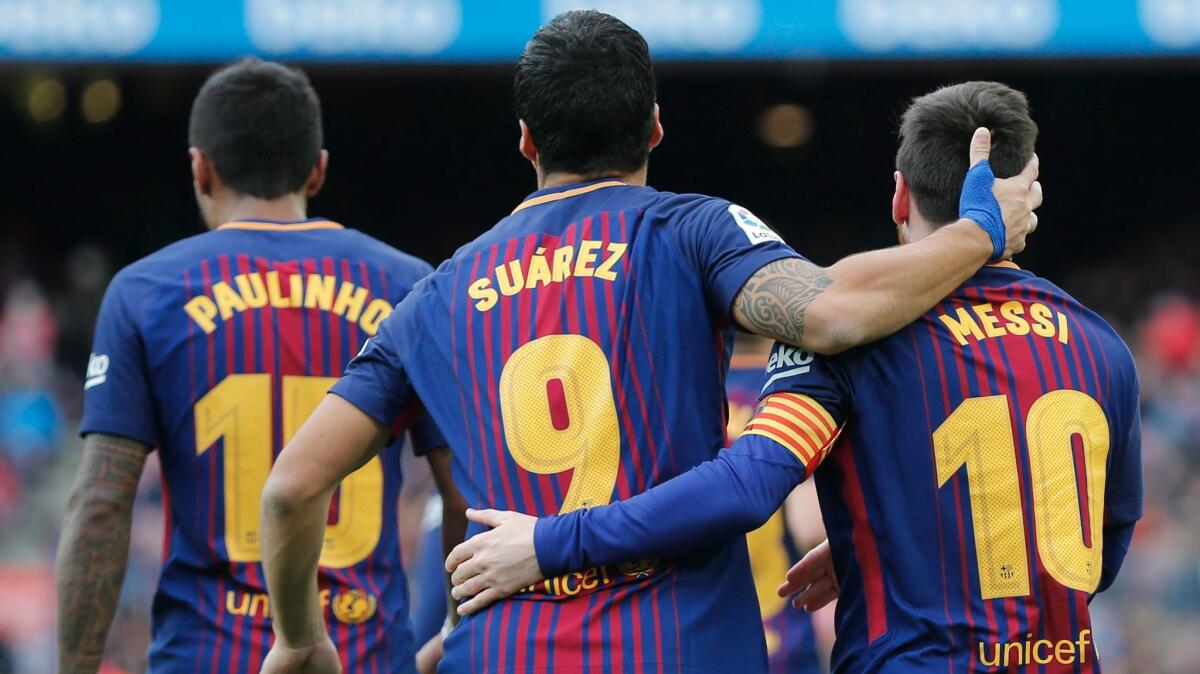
[4, 61, 1196, 317]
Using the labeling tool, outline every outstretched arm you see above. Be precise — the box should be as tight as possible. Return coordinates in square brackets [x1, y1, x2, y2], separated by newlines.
[734, 128, 1041, 354]
[260, 394, 387, 671]
[445, 392, 841, 615]
[56, 433, 150, 674]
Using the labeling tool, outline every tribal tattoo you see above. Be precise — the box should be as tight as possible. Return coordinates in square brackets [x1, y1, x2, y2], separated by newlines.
[733, 258, 833, 346]
[57, 433, 150, 674]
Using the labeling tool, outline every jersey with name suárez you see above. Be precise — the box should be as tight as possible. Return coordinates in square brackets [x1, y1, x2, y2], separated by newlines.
[80, 219, 442, 674]
[331, 180, 799, 674]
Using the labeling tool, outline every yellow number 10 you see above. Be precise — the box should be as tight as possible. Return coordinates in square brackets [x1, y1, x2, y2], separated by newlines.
[933, 390, 1109, 599]
[194, 374, 383, 568]
[499, 335, 621, 513]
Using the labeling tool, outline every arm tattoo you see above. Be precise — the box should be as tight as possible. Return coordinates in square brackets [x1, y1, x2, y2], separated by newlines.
[733, 258, 833, 345]
[57, 433, 150, 674]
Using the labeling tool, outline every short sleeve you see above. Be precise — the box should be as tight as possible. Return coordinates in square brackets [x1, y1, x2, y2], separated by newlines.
[669, 198, 801, 321]
[759, 341, 853, 423]
[741, 341, 854, 476]
[79, 272, 159, 447]
[329, 294, 421, 427]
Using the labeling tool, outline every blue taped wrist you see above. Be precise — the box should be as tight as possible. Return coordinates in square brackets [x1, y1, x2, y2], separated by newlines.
[958, 159, 1006, 260]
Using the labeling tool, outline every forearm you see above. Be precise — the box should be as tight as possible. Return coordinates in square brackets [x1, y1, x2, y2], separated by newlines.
[429, 447, 468, 625]
[535, 440, 806, 576]
[260, 479, 334, 647]
[56, 434, 147, 674]
[57, 497, 134, 673]
[810, 220, 992, 350]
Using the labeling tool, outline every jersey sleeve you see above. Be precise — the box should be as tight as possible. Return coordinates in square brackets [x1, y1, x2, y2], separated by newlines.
[329, 293, 422, 428]
[1097, 366, 1143, 594]
[533, 342, 850, 576]
[669, 197, 801, 321]
[79, 270, 158, 447]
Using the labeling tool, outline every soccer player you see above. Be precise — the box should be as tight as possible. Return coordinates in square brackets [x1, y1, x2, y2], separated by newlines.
[55, 59, 463, 674]
[259, 12, 1040, 674]
[728, 335, 825, 673]
[448, 82, 1141, 674]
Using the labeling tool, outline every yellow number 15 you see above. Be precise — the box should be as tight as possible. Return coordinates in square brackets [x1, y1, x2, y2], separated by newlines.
[933, 390, 1109, 599]
[194, 374, 383, 568]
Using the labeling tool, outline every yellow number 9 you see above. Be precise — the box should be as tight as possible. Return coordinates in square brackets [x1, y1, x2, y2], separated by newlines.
[499, 334, 621, 513]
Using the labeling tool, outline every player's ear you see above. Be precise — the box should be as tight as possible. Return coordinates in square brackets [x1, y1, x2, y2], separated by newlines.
[891, 171, 910, 226]
[648, 103, 664, 152]
[190, 147, 213, 197]
[305, 149, 330, 198]
[518, 119, 538, 166]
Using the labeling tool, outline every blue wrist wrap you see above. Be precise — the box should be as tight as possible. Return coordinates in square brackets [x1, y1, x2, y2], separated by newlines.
[958, 159, 1006, 260]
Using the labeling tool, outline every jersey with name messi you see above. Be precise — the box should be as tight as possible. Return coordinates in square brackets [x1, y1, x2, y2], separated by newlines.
[331, 179, 799, 673]
[530, 264, 1142, 674]
[727, 358, 822, 674]
[80, 219, 442, 674]
[766, 264, 1142, 673]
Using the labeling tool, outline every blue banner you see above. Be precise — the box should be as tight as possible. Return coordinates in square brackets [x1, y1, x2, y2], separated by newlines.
[2, 0, 1200, 62]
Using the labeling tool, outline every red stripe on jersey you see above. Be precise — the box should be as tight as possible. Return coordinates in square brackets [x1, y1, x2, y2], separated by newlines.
[494, 599, 513, 673]
[835, 440, 888, 641]
[511, 598, 531, 674]
[351, 260, 387, 673]
[588, 215, 636, 501]
[650, 584, 665, 674]
[487, 239, 519, 510]
[468, 249, 495, 502]
[925, 318, 978, 674]
[508, 235, 540, 512]
[906, 327, 958, 672]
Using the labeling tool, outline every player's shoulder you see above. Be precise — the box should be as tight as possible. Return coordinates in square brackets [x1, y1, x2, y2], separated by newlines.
[1022, 272, 1137, 377]
[335, 228, 436, 280]
[107, 229, 217, 290]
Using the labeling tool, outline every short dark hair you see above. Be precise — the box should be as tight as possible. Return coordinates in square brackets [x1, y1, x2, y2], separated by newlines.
[514, 10, 656, 177]
[188, 58, 323, 199]
[896, 81, 1037, 226]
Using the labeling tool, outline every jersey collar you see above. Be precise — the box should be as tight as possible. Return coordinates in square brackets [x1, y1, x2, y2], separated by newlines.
[512, 179, 629, 214]
[217, 217, 344, 232]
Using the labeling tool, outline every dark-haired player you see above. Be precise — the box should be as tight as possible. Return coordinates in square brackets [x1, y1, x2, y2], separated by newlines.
[56, 58, 463, 674]
[260, 12, 1041, 674]
[450, 81, 1141, 674]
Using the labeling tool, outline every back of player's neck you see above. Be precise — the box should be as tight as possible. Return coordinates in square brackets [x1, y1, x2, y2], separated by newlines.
[538, 167, 647, 190]
[212, 194, 308, 228]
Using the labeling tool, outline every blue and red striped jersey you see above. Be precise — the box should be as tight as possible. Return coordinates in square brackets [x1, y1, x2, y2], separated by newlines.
[532, 263, 1141, 674]
[331, 179, 800, 673]
[80, 219, 442, 674]
[792, 263, 1142, 674]
[727, 359, 823, 674]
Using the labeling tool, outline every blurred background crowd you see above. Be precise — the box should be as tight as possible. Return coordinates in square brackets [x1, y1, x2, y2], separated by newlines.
[3, 1, 1200, 672]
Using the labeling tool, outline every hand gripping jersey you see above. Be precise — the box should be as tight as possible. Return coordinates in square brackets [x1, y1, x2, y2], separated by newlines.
[727, 359, 822, 674]
[80, 219, 443, 674]
[534, 263, 1142, 674]
[330, 179, 800, 673]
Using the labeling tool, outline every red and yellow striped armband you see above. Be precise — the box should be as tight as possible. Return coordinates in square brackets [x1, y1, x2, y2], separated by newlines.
[742, 393, 842, 472]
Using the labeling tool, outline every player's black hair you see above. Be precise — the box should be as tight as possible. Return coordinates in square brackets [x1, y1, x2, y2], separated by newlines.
[897, 81, 1038, 226]
[514, 10, 657, 177]
[188, 57, 323, 199]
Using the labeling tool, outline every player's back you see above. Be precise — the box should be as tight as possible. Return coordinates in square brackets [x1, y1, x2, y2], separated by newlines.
[814, 263, 1141, 673]
[728, 358, 823, 674]
[392, 179, 798, 673]
[81, 219, 433, 674]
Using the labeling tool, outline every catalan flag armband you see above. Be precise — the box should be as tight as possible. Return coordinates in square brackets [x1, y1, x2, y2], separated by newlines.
[742, 393, 842, 476]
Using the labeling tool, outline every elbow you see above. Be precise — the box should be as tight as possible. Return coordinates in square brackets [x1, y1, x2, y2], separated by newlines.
[802, 296, 863, 355]
[261, 468, 318, 522]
